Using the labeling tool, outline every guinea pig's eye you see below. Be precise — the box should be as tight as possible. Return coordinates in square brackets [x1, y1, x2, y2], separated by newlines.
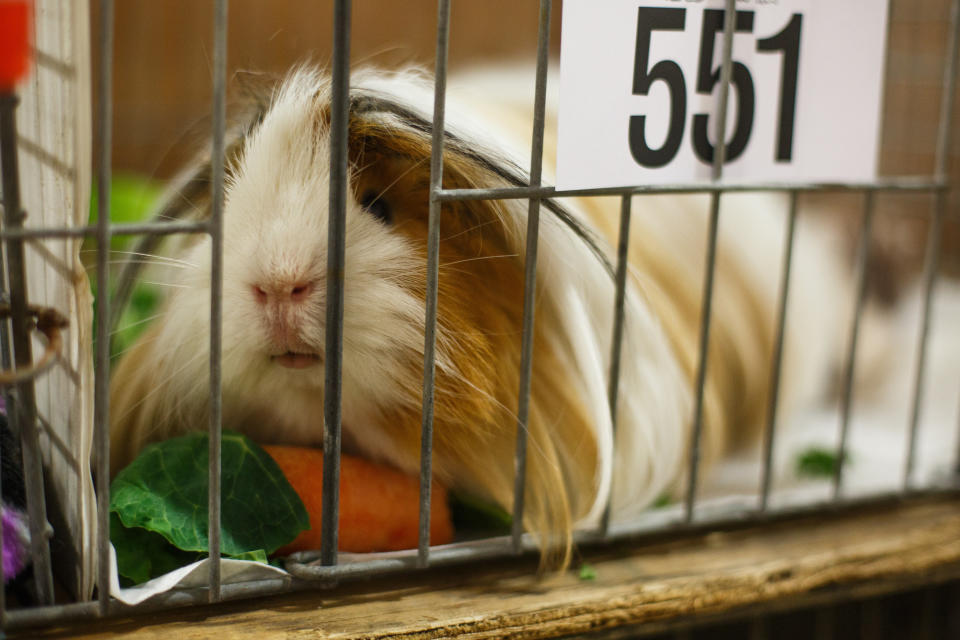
[359, 189, 392, 225]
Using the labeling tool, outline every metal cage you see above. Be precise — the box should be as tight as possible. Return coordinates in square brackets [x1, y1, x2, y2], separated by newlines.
[0, 0, 958, 633]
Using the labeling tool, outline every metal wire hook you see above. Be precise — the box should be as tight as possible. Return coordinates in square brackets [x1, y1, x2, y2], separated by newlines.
[0, 305, 68, 385]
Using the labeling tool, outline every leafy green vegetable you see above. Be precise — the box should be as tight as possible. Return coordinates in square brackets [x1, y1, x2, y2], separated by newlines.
[578, 563, 597, 581]
[652, 493, 672, 508]
[89, 173, 163, 234]
[110, 431, 309, 585]
[110, 513, 202, 586]
[796, 447, 847, 478]
[449, 491, 512, 537]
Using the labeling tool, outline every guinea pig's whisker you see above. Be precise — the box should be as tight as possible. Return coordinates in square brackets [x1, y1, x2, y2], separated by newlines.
[375, 267, 425, 282]
[368, 155, 428, 204]
[352, 44, 407, 67]
[440, 218, 502, 243]
[150, 394, 191, 442]
[112, 349, 209, 424]
[167, 189, 208, 216]
[83, 251, 199, 270]
[111, 251, 199, 268]
[438, 371, 556, 465]
[137, 281, 192, 289]
[433, 266, 478, 279]
[108, 329, 165, 360]
[439, 253, 519, 268]
[443, 370, 520, 424]
[86, 261, 194, 273]
[435, 326, 519, 338]
[349, 159, 377, 178]
[110, 313, 168, 337]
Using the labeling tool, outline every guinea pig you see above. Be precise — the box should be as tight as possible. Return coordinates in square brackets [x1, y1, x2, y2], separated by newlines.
[108, 66, 854, 567]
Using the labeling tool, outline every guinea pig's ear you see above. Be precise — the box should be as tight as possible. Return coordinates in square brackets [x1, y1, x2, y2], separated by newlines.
[345, 105, 503, 212]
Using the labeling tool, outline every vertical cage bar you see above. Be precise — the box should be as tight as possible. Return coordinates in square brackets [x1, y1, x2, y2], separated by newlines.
[206, 0, 228, 602]
[834, 192, 875, 499]
[905, 202, 945, 489]
[0, 243, 10, 619]
[949, 583, 960, 639]
[94, 0, 115, 615]
[0, 99, 55, 607]
[860, 599, 883, 640]
[600, 194, 632, 536]
[511, 0, 552, 553]
[759, 191, 798, 511]
[0, 80, 12, 623]
[815, 606, 837, 640]
[321, 0, 351, 567]
[935, 0, 960, 174]
[919, 586, 938, 640]
[749, 617, 769, 640]
[908, 0, 960, 487]
[0, 410, 3, 618]
[417, 0, 450, 568]
[0, 87, 15, 628]
[685, 0, 736, 522]
[903, 0, 960, 484]
[0, 347, 4, 617]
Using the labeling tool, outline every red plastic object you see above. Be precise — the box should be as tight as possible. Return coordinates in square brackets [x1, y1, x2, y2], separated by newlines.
[0, 0, 32, 91]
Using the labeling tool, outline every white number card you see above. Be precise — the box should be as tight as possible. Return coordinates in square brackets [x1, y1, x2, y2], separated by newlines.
[556, 0, 889, 189]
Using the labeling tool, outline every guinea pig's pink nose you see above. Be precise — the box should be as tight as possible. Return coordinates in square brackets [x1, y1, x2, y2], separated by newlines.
[251, 281, 315, 304]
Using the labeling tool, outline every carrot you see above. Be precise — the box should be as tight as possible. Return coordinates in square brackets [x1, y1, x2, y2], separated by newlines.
[262, 445, 454, 555]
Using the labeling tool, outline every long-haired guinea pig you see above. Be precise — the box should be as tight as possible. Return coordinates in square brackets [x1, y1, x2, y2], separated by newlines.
[109, 66, 856, 566]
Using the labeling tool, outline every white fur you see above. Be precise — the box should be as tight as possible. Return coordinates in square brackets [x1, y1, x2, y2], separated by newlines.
[153, 70, 436, 470]
[146, 66, 851, 531]
[442, 70, 850, 522]
[353, 69, 704, 523]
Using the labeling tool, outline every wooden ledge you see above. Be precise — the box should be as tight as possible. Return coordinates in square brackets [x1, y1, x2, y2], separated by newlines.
[29, 497, 960, 639]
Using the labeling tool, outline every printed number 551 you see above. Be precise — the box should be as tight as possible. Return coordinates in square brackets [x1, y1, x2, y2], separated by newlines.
[628, 7, 802, 169]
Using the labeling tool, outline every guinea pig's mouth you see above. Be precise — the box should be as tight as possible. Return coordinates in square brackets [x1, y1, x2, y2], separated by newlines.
[271, 351, 321, 369]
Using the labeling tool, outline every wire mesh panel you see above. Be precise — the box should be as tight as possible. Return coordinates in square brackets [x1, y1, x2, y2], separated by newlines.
[0, 0, 94, 613]
[0, 0, 958, 632]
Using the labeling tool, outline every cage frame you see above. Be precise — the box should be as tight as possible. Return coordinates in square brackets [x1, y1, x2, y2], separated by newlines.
[0, 0, 958, 632]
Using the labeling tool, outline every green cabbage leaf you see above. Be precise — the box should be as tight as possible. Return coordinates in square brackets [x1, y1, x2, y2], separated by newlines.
[109, 431, 308, 585]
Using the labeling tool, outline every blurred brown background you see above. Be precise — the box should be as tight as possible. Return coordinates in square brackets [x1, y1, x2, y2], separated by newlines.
[91, 0, 561, 178]
[90, 0, 959, 285]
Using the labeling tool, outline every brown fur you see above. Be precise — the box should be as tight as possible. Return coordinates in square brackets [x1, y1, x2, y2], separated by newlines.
[110, 75, 778, 571]
[347, 120, 597, 565]
[109, 108, 598, 568]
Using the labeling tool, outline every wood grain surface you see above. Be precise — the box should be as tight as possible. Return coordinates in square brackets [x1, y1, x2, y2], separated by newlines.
[25, 497, 960, 639]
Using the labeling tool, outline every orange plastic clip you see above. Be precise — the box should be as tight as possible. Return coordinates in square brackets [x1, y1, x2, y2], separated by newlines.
[0, 0, 32, 91]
